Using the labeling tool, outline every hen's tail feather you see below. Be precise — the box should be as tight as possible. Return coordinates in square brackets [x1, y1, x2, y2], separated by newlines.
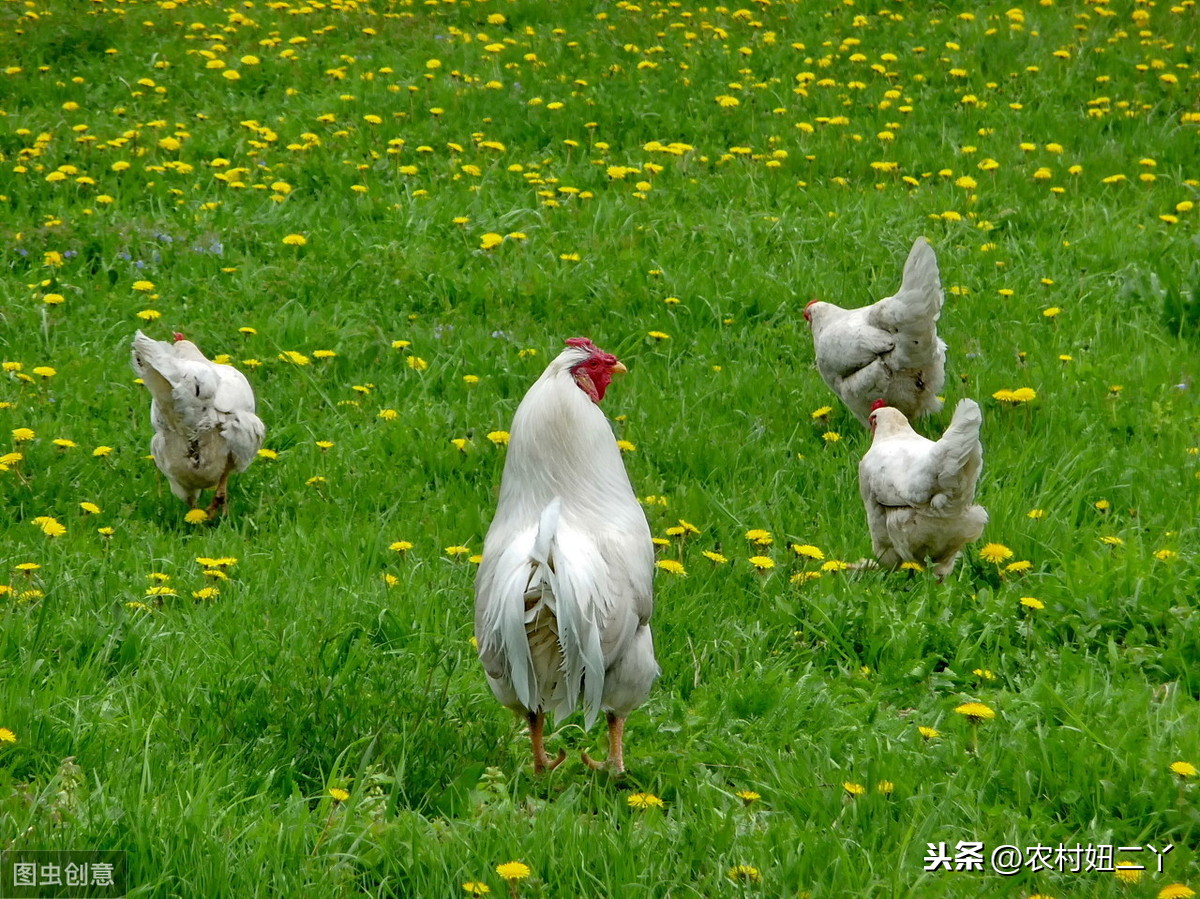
[939, 399, 982, 476]
[893, 237, 943, 326]
[131, 332, 178, 401]
[931, 399, 983, 511]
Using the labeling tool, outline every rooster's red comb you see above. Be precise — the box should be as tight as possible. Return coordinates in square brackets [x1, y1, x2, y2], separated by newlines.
[870, 399, 888, 411]
[565, 337, 618, 366]
[172, 332, 186, 342]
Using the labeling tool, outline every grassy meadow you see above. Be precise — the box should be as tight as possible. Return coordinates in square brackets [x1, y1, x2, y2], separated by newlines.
[2, 0, 1200, 895]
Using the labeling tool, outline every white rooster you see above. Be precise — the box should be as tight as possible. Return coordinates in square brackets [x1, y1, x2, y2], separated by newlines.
[804, 237, 947, 425]
[859, 398, 988, 579]
[474, 337, 657, 774]
[131, 330, 265, 514]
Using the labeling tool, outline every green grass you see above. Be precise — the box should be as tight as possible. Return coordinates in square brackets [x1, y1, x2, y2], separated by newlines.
[2, 0, 1199, 896]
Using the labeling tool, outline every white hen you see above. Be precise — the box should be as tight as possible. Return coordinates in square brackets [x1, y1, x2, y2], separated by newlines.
[474, 337, 657, 774]
[804, 237, 947, 426]
[131, 330, 265, 513]
[859, 398, 987, 579]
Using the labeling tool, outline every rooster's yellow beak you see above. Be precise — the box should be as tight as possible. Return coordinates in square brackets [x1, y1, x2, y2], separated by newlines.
[612, 361, 628, 374]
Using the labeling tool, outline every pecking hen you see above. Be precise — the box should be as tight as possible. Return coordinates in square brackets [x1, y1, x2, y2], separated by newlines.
[131, 330, 265, 514]
[804, 237, 947, 426]
[474, 337, 657, 775]
[859, 398, 987, 579]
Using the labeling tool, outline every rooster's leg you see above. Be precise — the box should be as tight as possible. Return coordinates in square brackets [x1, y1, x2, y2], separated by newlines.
[581, 712, 626, 775]
[528, 711, 565, 774]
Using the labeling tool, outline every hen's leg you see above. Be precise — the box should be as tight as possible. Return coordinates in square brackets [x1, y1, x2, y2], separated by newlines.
[206, 458, 235, 515]
[528, 711, 565, 774]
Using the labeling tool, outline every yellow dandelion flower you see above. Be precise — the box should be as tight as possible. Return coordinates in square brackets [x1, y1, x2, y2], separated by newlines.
[820, 560, 849, 572]
[954, 702, 995, 723]
[811, 406, 833, 419]
[979, 543, 1013, 564]
[282, 234, 307, 246]
[748, 556, 775, 571]
[0, 728, 16, 744]
[655, 560, 686, 576]
[1169, 761, 1197, 778]
[39, 519, 67, 538]
[842, 781, 866, 797]
[480, 232, 504, 250]
[495, 862, 531, 882]
[792, 544, 824, 560]
[1115, 862, 1142, 884]
[1020, 597, 1044, 611]
[727, 866, 760, 883]
[1159, 886, 1196, 899]
[1027, 509, 1045, 519]
[627, 792, 665, 809]
[184, 509, 209, 524]
[462, 884, 491, 897]
[702, 551, 728, 564]
[328, 787, 350, 802]
[736, 790, 761, 805]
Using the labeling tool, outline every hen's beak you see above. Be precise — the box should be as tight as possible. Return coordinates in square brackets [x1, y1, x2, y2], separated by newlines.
[612, 361, 628, 374]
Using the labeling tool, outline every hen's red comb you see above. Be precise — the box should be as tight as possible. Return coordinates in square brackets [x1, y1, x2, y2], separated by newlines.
[870, 399, 888, 411]
[804, 299, 819, 310]
[172, 332, 186, 342]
